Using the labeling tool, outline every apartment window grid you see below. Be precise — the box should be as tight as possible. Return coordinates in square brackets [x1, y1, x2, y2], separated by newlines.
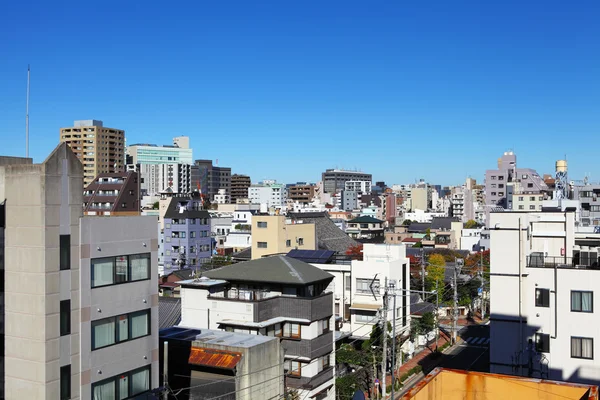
[535, 288, 550, 307]
[356, 278, 379, 294]
[91, 309, 151, 350]
[571, 291, 593, 313]
[92, 365, 151, 399]
[571, 337, 594, 360]
[91, 253, 151, 288]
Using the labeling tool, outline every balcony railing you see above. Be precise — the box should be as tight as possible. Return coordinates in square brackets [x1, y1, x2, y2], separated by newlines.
[527, 255, 600, 270]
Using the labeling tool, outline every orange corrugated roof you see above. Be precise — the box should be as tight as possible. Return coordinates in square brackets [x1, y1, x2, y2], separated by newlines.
[188, 347, 242, 370]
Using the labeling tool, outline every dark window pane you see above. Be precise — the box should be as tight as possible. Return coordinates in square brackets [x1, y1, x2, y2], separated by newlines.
[60, 235, 71, 270]
[60, 365, 71, 400]
[115, 256, 128, 283]
[60, 300, 71, 336]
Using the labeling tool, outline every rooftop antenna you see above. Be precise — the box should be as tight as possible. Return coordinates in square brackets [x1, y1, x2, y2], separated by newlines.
[25, 65, 30, 158]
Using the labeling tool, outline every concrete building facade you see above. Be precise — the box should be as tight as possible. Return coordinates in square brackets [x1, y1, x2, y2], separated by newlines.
[129, 163, 192, 196]
[322, 169, 372, 194]
[127, 137, 192, 165]
[288, 184, 316, 205]
[251, 215, 317, 259]
[60, 120, 125, 185]
[248, 181, 287, 209]
[230, 174, 251, 203]
[191, 160, 231, 202]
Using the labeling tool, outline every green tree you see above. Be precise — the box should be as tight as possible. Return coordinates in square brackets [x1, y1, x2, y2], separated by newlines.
[464, 219, 478, 229]
[152, 201, 159, 210]
[420, 312, 435, 333]
[426, 254, 446, 301]
[424, 228, 431, 240]
[402, 219, 412, 226]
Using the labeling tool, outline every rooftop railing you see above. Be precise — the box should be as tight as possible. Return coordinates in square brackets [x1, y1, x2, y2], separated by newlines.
[527, 254, 600, 270]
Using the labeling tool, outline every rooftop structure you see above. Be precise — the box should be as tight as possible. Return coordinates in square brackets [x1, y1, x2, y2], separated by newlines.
[83, 171, 140, 216]
[127, 136, 192, 165]
[322, 169, 372, 194]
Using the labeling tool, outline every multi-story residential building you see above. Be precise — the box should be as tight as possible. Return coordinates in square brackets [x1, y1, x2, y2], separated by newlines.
[381, 192, 398, 225]
[489, 209, 600, 384]
[288, 183, 316, 205]
[230, 174, 251, 203]
[249, 180, 287, 209]
[512, 193, 546, 212]
[178, 255, 336, 400]
[127, 136, 192, 165]
[572, 183, 600, 228]
[410, 187, 429, 211]
[346, 216, 385, 241]
[341, 190, 359, 211]
[251, 215, 317, 259]
[83, 171, 140, 216]
[349, 244, 411, 339]
[213, 188, 231, 204]
[224, 209, 255, 252]
[0, 144, 158, 399]
[485, 152, 548, 214]
[191, 159, 231, 202]
[60, 119, 125, 185]
[322, 169, 372, 194]
[129, 163, 192, 196]
[344, 180, 372, 194]
[162, 196, 212, 274]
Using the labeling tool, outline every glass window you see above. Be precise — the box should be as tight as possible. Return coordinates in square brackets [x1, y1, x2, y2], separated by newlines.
[257, 221, 267, 228]
[571, 291, 593, 313]
[115, 256, 128, 284]
[355, 312, 376, 323]
[257, 242, 267, 248]
[60, 300, 71, 336]
[130, 254, 150, 281]
[92, 366, 151, 400]
[572, 337, 594, 359]
[60, 365, 71, 400]
[356, 278, 378, 294]
[118, 315, 129, 342]
[130, 310, 150, 339]
[345, 276, 351, 290]
[298, 238, 304, 246]
[535, 288, 550, 307]
[93, 380, 115, 400]
[118, 375, 129, 399]
[284, 323, 301, 339]
[535, 333, 550, 353]
[92, 317, 116, 349]
[92, 258, 114, 287]
[287, 360, 302, 376]
[131, 367, 150, 395]
[286, 239, 291, 247]
[60, 235, 71, 270]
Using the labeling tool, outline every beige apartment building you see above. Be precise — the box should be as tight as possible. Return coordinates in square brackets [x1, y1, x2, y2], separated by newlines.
[0, 144, 158, 399]
[60, 120, 125, 185]
[251, 215, 317, 259]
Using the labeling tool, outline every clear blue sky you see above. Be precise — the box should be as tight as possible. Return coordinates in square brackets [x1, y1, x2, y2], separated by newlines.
[1, 1, 599, 186]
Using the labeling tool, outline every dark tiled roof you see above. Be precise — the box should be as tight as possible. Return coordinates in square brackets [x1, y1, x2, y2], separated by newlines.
[348, 216, 384, 224]
[172, 268, 195, 281]
[407, 223, 431, 233]
[412, 301, 435, 315]
[164, 197, 210, 219]
[232, 247, 252, 260]
[205, 255, 334, 285]
[159, 297, 182, 330]
[431, 217, 459, 231]
[287, 212, 359, 253]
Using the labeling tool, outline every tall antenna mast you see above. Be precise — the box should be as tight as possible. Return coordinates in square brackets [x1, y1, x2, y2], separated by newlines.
[26, 65, 30, 158]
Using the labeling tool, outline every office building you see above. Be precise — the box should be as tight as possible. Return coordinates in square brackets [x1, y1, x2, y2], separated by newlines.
[248, 180, 287, 209]
[230, 174, 251, 203]
[322, 169, 372, 194]
[60, 120, 125, 185]
[490, 209, 600, 384]
[0, 144, 158, 399]
[191, 160, 231, 202]
[341, 190, 358, 211]
[178, 256, 335, 400]
[288, 184, 316, 205]
[251, 215, 317, 259]
[127, 136, 192, 165]
[83, 171, 140, 216]
[130, 163, 192, 196]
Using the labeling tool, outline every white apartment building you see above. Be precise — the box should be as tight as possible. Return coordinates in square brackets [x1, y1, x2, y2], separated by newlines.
[214, 188, 230, 204]
[404, 209, 447, 223]
[490, 209, 600, 384]
[344, 180, 372, 194]
[249, 181, 287, 209]
[348, 244, 411, 339]
[224, 209, 254, 251]
[178, 256, 336, 399]
[130, 162, 192, 196]
[127, 136, 193, 165]
[0, 144, 159, 399]
[512, 193, 546, 212]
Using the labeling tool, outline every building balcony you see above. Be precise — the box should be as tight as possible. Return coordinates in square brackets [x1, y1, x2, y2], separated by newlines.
[527, 254, 600, 270]
[282, 332, 333, 360]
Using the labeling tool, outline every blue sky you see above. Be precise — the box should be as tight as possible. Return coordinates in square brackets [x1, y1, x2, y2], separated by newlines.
[1, 1, 599, 186]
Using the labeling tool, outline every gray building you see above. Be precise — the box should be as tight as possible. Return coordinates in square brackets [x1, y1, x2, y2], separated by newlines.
[322, 169, 372, 194]
[0, 144, 159, 399]
[341, 190, 358, 211]
[191, 160, 232, 202]
[572, 184, 600, 228]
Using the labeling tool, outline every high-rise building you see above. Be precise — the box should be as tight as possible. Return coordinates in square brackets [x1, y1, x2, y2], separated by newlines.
[191, 160, 231, 202]
[321, 169, 372, 193]
[127, 136, 192, 165]
[60, 120, 125, 185]
[129, 163, 192, 196]
[288, 183, 316, 205]
[231, 174, 251, 203]
[249, 181, 287, 209]
[0, 144, 158, 399]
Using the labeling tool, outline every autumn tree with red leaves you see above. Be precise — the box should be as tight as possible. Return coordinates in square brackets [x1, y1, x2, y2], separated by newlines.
[346, 244, 364, 261]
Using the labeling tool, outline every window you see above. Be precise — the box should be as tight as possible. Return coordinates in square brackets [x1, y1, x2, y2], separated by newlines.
[498, 184, 504, 188]
[518, 205, 524, 210]
[491, 192, 496, 196]
[257, 242, 267, 248]
[318, 318, 330, 335]
[257, 221, 267, 228]
[318, 354, 331, 372]
[92, 309, 151, 350]
[535, 333, 550, 353]
[528, 183, 533, 188]
[286, 239, 291, 247]
[356, 278, 379, 294]
[491, 176, 496, 180]
[287, 360, 302, 376]
[60, 300, 71, 336]
[345, 276, 351, 290]
[518, 196, 524, 201]
[283, 323, 301, 339]
[60, 235, 70, 270]
[189, 218, 196, 224]
[298, 238, 304, 246]
[530, 196, 536, 201]
[92, 365, 151, 399]
[60, 365, 71, 400]
[91, 253, 151, 288]
[355, 312, 376, 323]
[535, 288, 550, 307]
[571, 337, 594, 359]
[190, 231, 197, 238]
[498, 192, 504, 196]
[522, 174, 528, 179]
[571, 291, 593, 313]
[498, 176, 504, 180]
[530, 205, 536, 210]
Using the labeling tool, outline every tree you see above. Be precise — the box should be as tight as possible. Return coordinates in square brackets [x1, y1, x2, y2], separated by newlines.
[424, 228, 431, 240]
[412, 241, 423, 248]
[152, 201, 159, 210]
[402, 219, 412, 226]
[464, 219, 478, 229]
[346, 244, 364, 261]
[420, 312, 435, 333]
[426, 254, 446, 301]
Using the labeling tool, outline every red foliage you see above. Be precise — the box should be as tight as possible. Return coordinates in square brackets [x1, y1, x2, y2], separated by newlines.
[346, 244, 364, 261]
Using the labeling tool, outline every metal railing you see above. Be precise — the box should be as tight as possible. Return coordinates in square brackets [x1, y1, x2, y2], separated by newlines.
[527, 255, 600, 270]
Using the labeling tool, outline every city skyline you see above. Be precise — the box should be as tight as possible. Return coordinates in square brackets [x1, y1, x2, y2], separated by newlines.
[1, 1, 599, 185]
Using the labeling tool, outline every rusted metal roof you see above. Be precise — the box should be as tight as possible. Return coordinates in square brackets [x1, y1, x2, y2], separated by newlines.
[188, 347, 242, 370]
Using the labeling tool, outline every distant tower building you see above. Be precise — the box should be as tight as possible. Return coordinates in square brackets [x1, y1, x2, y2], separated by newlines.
[231, 174, 251, 203]
[60, 120, 125, 185]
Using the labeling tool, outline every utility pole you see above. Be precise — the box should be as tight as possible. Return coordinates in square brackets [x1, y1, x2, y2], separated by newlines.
[381, 277, 388, 397]
[452, 262, 458, 344]
[480, 251, 485, 319]
[421, 248, 425, 295]
[391, 285, 397, 400]
[163, 341, 169, 400]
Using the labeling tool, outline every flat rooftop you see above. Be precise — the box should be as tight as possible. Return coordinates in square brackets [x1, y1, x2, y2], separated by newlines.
[177, 277, 227, 287]
[160, 326, 277, 348]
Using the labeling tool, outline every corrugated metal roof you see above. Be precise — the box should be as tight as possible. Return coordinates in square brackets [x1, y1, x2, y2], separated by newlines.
[188, 347, 242, 370]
